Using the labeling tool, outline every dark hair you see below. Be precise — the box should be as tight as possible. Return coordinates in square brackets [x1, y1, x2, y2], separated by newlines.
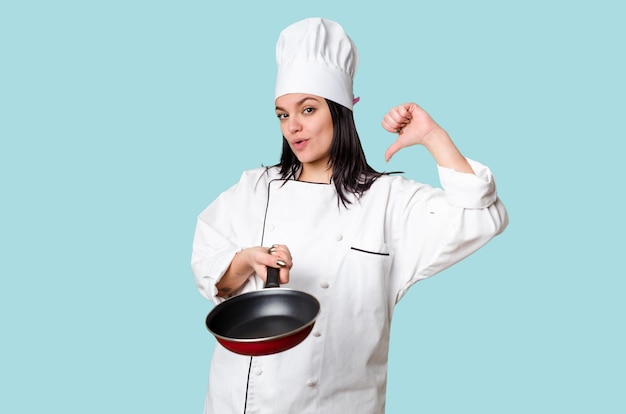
[276, 99, 386, 207]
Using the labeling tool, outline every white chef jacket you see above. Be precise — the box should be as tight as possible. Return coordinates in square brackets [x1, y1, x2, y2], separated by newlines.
[192, 159, 508, 414]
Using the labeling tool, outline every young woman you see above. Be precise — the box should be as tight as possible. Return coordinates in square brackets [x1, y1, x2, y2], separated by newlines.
[192, 17, 508, 413]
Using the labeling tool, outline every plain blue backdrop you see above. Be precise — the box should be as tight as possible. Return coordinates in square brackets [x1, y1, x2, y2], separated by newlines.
[1, 1, 624, 412]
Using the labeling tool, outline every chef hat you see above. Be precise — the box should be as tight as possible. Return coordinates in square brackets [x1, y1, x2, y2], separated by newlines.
[274, 17, 359, 110]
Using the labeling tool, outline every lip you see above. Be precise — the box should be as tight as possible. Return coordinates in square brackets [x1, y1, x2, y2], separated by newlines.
[291, 138, 309, 151]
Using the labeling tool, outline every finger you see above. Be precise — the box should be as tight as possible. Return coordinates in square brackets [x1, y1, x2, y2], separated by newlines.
[268, 244, 282, 256]
[389, 104, 413, 121]
[382, 111, 411, 133]
[265, 249, 291, 284]
[266, 253, 288, 268]
[267, 246, 293, 268]
[399, 104, 414, 119]
[382, 116, 403, 133]
[390, 108, 411, 125]
[381, 119, 397, 133]
[268, 244, 292, 261]
[385, 140, 404, 162]
[279, 266, 290, 284]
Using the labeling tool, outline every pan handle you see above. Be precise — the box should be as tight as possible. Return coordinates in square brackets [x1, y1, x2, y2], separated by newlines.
[265, 266, 280, 288]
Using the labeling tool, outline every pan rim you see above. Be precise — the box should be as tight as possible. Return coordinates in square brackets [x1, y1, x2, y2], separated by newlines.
[205, 288, 320, 343]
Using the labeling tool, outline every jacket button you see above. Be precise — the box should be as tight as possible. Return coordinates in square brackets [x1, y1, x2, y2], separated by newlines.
[254, 368, 263, 376]
[306, 379, 318, 387]
[320, 282, 329, 289]
[334, 234, 343, 241]
[312, 331, 321, 337]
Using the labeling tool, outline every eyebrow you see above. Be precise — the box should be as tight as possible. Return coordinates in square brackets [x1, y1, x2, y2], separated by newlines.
[275, 96, 320, 112]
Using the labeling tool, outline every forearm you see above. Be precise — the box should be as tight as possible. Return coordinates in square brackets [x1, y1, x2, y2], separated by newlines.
[422, 126, 474, 174]
[216, 250, 254, 298]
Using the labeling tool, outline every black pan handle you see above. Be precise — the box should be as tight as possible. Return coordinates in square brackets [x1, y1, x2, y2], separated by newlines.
[265, 266, 280, 288]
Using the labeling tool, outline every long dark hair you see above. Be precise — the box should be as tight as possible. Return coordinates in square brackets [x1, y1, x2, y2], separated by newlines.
[276, 99, 386, 207]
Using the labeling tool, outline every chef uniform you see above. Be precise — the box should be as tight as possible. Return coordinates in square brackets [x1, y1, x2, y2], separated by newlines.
[192, 18, 508, 414]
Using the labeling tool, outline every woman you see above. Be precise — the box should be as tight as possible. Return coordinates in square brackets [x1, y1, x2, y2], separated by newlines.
[192, 17, 508, 413]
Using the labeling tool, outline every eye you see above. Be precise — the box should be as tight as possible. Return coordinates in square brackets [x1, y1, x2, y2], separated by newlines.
[303, 107, 315, 115]
[276, 112, 288, 120]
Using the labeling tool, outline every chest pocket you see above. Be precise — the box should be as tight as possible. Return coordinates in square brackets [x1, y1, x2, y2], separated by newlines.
[334, 238, 394, 315]
[345, 238, 392, 281]
[350, 246, 390, 256]
[350, 237, 390, 256]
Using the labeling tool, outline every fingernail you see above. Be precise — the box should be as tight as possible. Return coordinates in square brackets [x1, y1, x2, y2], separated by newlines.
[276, 259, 286, 267]
[269, 247, 277, 254]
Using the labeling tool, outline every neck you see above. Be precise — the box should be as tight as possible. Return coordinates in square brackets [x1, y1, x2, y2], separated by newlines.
[298, 164, 332, 183]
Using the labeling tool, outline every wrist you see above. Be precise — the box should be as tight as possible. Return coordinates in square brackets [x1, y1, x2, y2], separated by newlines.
[420, 126, 449, 149]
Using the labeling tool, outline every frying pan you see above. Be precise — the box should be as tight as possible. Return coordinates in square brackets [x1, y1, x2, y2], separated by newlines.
[205, 267, 320, 356]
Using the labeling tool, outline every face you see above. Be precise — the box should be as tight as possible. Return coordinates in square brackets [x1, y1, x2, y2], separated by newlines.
[275, 93, 334, 169]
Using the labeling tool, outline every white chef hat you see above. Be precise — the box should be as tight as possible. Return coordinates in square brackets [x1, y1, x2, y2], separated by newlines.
[274, 17, 359, 110]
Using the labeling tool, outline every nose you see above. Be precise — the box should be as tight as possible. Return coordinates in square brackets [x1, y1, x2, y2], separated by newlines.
[287, 117, 301, 134]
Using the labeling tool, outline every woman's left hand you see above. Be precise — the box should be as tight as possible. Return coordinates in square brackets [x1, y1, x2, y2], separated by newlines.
[381, 102, 474, 174]
[381, 103, 441, 162]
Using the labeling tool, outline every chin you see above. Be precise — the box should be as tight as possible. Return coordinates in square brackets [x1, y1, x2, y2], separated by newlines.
[294, 154, 312, 163]
[296, 156, 319, 164]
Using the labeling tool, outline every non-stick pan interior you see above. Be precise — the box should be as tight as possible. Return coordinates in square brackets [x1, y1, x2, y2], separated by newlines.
[206, 289, 319, 340]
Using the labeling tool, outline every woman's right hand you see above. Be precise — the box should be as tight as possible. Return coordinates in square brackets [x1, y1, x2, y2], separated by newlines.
[244, 244, 293, 285]
[217, 245, 293, 297]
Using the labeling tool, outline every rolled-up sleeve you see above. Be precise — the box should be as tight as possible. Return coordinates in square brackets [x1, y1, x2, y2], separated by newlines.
[191, 213, 242, 304]
[191, 169, 268, 304]
[391, 158, 509, 302]
[437, 158, 499, 209]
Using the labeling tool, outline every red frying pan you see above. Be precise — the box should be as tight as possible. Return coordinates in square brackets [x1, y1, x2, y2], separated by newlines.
[205, 267, 320, 356]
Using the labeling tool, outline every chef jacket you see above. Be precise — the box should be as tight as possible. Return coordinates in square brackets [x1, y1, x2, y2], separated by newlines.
[192, 158, 508, 413]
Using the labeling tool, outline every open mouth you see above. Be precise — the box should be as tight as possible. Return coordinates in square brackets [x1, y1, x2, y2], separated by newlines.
[292, 139, 309, 150]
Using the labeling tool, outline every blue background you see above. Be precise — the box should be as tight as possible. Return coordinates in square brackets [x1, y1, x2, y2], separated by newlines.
[1, 1, 624, 412]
